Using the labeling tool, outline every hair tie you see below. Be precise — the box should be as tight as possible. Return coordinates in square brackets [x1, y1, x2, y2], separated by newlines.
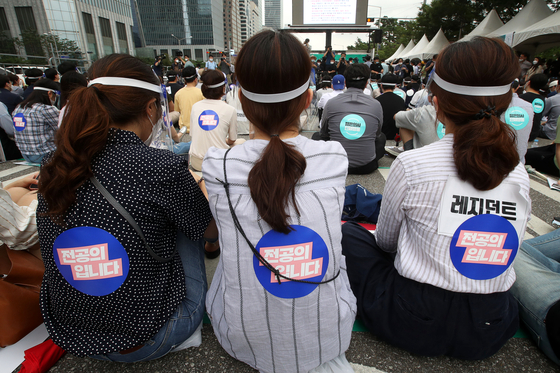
[473, 105, 497, 120]
[92, 86, 100, 94]
[270, 134, 280, 137]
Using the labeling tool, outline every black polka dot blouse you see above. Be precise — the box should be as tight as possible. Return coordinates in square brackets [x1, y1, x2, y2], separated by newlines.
[37, 128, 213, 356]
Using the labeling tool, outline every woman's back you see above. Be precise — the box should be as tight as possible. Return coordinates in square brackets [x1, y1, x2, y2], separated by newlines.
[203, 136, 356, 373]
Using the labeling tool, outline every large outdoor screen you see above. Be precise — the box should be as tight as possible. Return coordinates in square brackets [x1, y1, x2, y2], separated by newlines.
[292, 0, 367, 26]
[303, 0, 356, 25]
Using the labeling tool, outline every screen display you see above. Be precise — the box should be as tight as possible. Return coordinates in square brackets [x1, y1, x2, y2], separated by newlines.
[303, 0, 357, 24]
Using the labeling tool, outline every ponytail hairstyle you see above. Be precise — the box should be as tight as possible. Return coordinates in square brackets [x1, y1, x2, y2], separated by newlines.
[39, 54, 160, 225]
[429, 37, 520, 191]
[19, 78, 59, 109]
[236, 30, 311, 234]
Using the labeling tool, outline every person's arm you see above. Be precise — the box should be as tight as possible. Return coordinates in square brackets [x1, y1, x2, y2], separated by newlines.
[45, 106, 60, 131]
[0, 103, 14, 138]
[226, 108, 237, 145]
[373, 158, 408, 252]
[320, 103, 331, 140]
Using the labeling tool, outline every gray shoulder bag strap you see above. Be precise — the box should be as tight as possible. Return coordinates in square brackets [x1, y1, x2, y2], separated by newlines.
[90, 176, 176, 263]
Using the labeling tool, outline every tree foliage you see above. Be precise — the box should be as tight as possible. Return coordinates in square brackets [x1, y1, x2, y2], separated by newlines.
[349, 0, 560, 60]
[9, 31, 82, 64]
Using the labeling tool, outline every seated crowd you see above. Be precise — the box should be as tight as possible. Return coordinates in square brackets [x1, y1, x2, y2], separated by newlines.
[2, 32, 560, 372]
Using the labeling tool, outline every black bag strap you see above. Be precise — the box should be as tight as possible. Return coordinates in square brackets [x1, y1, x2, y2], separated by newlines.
[90, 176, 176, 263]
[215, 148, 340, 285]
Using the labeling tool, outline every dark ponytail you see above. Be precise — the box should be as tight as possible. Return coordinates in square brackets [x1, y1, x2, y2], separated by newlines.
[430, 37, 520, 191]
[39, 54, 160, 224]
[236, 31, 311, 233]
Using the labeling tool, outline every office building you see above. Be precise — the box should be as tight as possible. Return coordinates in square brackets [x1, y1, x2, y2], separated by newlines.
[264, 0, 281, 30]
[224, 0, 241, 54]
[0, 0, 134, 66]
[132, 0, 224, 62]
[239, 0, 261, 45]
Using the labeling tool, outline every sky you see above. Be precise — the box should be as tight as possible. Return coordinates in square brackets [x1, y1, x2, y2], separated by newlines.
[273, 0, 431, 51]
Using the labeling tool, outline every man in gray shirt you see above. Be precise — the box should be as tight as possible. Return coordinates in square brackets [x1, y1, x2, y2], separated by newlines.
[319, 64, 385, 174]
[543, 82, 560, 140]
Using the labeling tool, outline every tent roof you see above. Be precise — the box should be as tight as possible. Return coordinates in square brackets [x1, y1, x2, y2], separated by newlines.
[386, 44, 405, 62]
[398, 40, 417, 58]
[461, 9, 503, 41]
[513, 10, 560, 54]
[487, 0, 553, 38]
[403, 35, 430, 59]
[420, 29, 450, 59]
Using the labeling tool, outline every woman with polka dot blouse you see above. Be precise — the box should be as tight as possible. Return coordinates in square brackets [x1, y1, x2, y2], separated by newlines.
[37, 54, 218, 362]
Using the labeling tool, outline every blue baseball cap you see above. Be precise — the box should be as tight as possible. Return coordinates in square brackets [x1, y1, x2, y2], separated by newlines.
[333, 75, 345, 90]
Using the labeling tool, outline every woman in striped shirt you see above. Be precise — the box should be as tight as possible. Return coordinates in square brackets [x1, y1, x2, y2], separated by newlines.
[342, 37, 531, 360]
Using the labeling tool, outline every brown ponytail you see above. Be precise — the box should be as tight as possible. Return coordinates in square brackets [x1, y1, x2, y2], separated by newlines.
[236, 31, 311, 233]
[430, 37, 520, 191]
[39, 54, 160, 224]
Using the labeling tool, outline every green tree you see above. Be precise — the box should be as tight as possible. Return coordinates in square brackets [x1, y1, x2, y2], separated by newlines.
[347, 37, 369, 51]
[13, 31, 82, 64]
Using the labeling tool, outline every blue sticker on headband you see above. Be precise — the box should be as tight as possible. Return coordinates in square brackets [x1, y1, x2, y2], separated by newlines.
[449, 214, 518, 280]
[532, 98, 544, 114]
[53, 227, 130, 296]
[340, 114, 366, 140]
[13, 113, 26, 132]
[504, 107, 530, 130]
[198, 110, 219, 131]
[393, 90, 405, 100]
[253, 225, 329, 299]
[437, 121, 445, 139]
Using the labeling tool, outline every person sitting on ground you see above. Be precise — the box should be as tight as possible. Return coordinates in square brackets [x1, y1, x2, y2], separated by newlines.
[342, 36, 530, 360]
[1, 172, 41, 259]
[0, 102, 22, 160]
[165, 71, 182, 127]
[319, 63, 385, 174]
[395, 92, 438, 150]
[12, 79, 60, 164]
[188, 69, 244, 172]
[37, 53, 218, 362]
[510, 229, 560, 366]
[9, 74, 24, 97]
[174, 66, 204, 133]
[22, 69, 43, 100]
[58, 71, 88, 127]
[0, 74, 23, 114]
[542, 81, 560, 140]
[44, 68, 60, 83]
[317, 74, 345, 110]
[502, 80, 533, 163]
[519, 73, 548, 141]
[376, 73, 407, 143]
[57, 61, 77, 76]
[203, 30, 357, 373]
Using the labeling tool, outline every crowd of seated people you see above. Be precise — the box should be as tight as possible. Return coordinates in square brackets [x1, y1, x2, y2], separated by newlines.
[2, 34, 560, 371]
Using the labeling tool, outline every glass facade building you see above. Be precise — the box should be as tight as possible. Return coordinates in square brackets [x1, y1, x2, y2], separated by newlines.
[264, 0, 281, 30]
[0, 0, 134, 66]
[132, 0, 224, 58]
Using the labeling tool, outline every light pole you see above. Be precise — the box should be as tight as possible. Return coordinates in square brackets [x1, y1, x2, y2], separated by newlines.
[43, 33, 60, 67]
[171, 34, 187, 45]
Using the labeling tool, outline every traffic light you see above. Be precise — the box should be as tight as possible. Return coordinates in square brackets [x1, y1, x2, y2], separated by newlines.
[367, 17, 375, 23]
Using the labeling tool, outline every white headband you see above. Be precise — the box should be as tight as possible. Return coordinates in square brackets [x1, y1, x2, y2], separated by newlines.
[241, 78, 310, 103]
[34, 87, 58, 93]
[88, 77, 161, 94]
[206, 80, 226, 88]
[184, 74, 196, 79]
[432, 72, 511, 97]
[380, 82, 397, 86]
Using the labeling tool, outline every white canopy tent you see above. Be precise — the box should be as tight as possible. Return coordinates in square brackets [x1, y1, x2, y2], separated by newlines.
[513, 10, 560, 55]
[403, 34, 430, 59]
[396, 40, 416, 60]
[486, 0, 553, 40]
[460, 9, 503, 42]
[418, 29, 450, 60]
[386, 44, 405, 62]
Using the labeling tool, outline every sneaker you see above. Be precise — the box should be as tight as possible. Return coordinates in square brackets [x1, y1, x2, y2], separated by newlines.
[552, 217, 560, 228]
